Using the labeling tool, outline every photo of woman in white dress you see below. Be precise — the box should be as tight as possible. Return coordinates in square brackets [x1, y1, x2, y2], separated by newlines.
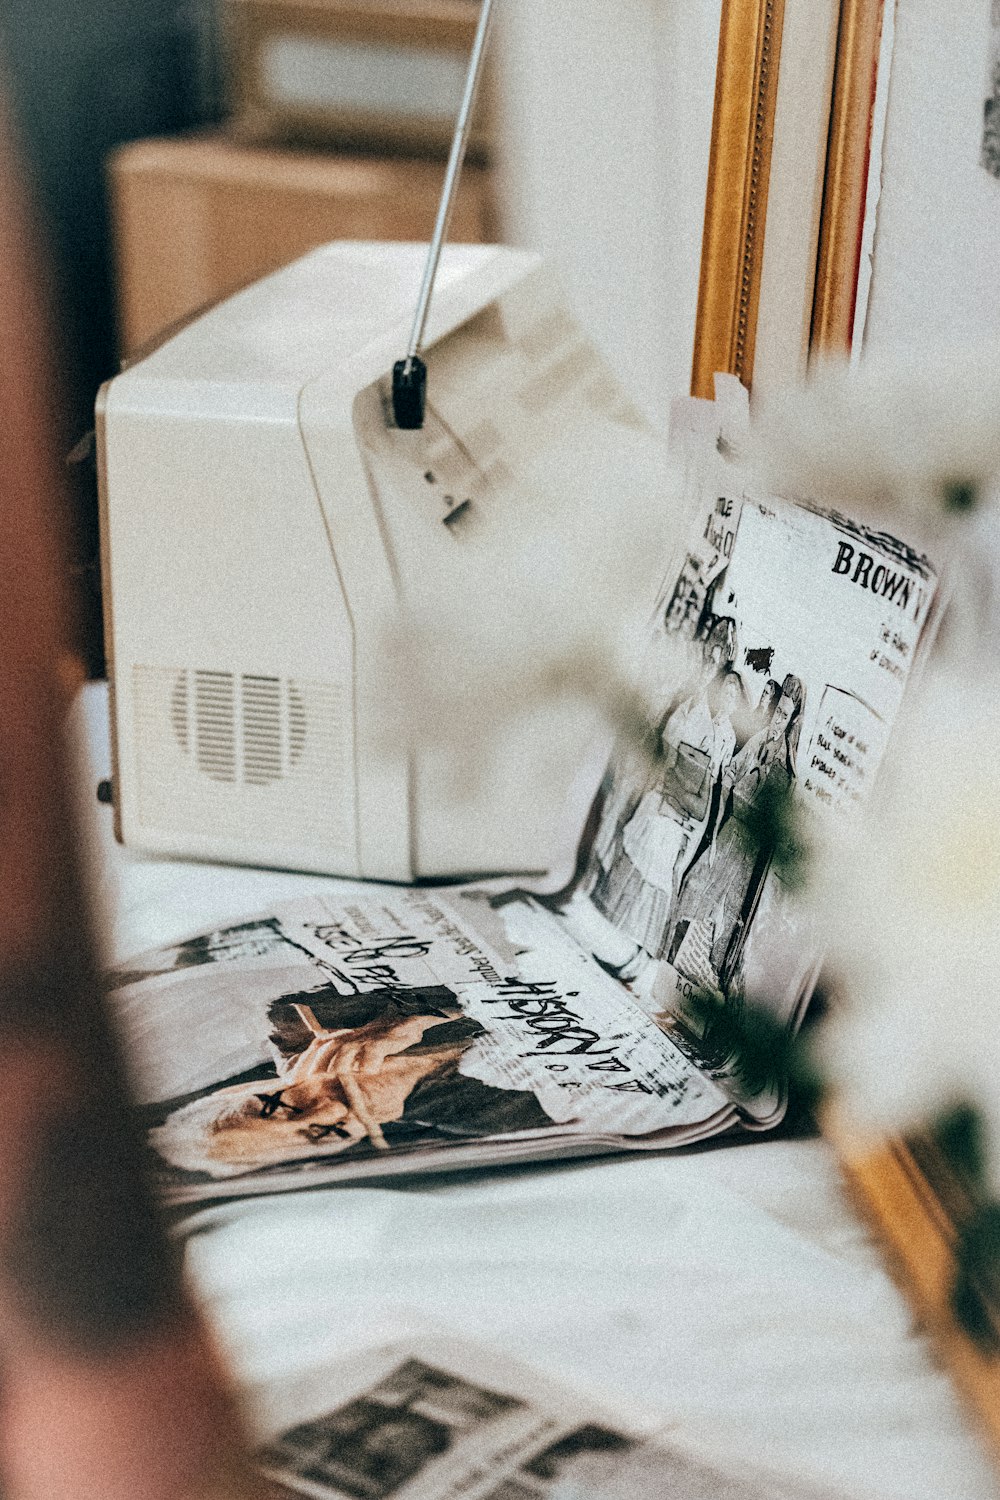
[668, 672, 805, 993]
[586, 597, 728, 864]
[589, 665, 748, 978]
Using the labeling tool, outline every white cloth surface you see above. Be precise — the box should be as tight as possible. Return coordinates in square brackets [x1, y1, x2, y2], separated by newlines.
[77, 686, 1000, 1500]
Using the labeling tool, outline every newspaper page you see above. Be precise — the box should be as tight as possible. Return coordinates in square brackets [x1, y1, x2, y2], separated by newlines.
[556, 384, 939, 1122]
[253, 1334, 819, 1500]
[112, 886, 733, 1202]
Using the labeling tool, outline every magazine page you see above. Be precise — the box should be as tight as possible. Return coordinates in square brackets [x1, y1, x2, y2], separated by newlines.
[252, 1333, 828, 1500]
[107, 381, 939, 1188]
[555, 381, 940, 1123]
[111, 887, 734, 1202]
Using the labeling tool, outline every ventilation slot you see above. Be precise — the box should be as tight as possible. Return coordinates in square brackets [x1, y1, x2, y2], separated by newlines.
[242, 675, 282, 786]
[170, 673, 189, 753]
[195, 671, 236, 782]
[289, 684, 306, 765]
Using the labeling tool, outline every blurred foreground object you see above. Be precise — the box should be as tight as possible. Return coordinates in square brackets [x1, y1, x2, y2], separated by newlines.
[0, 98, 260, 1500]
[756, 353, 1000, 1460]
[1, 0, 223, 676]
[224, 0, 492, 159]
[752, 349, 1000, 524]
[108, 132, 493, 355]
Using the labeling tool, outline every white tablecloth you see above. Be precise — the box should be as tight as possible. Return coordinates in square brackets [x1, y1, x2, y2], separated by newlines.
[77, 686, 1000, 1500]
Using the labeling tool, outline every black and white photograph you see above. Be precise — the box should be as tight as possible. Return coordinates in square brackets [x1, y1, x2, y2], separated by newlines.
[261, 1358, 524, 1499]
[558, 483, 935, 1085]
[256, 1337, 814, 1500]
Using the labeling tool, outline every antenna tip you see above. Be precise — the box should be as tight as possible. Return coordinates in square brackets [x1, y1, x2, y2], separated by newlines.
[391, 356, 427, 429]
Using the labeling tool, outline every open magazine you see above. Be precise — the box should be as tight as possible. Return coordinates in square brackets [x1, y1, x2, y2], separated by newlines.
[110, 387, 940, 1202]
[253, 1333, 826, 1500]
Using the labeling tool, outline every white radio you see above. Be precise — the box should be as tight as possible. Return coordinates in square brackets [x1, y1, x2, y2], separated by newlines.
[98, 241, 668, 880]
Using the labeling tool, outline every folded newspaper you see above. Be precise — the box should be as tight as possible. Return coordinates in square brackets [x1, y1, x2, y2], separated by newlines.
[253, 1333, 825, 1500]
[111, 386, 940, 1202]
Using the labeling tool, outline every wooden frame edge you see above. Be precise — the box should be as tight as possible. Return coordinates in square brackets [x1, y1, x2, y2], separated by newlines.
[811, 0, 884, 355]
[690, 0, 787, 400]
[829, 1120, 1000, 1462]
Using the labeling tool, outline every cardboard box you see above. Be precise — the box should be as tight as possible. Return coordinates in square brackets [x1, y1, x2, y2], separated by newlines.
[108, 132, 493, 354]
[224, 0, 492, 159]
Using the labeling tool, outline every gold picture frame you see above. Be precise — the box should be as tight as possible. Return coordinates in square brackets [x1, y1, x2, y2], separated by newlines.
[811, 0, 884, 354]
[694, 0, 1000, 1457]
[691, 0, 787, 398]
[691, 0, 878, 393]
[831, 1122, 1000, 1462]
[818, 1, 1000, 1458]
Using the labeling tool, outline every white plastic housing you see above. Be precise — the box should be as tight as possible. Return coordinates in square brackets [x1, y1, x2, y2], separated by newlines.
[98, 242, 662, 880]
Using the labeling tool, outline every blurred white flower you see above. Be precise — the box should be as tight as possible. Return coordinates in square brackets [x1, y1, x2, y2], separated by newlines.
[813, 656, 1000, 1195]
[383, 419, 690, 777]
[751, 348, 1000, 525]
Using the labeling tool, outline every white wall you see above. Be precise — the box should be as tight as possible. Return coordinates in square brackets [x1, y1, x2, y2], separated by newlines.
[494, 0, 723, 430]
[863, 0, 1000, 354]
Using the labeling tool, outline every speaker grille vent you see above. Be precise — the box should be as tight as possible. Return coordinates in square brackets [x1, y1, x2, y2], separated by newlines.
[165, 670, 312, 787]
[132, 665, 354, 857]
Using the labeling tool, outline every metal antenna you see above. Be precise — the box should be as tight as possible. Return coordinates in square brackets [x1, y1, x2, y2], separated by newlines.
[392, 0, 497, 429]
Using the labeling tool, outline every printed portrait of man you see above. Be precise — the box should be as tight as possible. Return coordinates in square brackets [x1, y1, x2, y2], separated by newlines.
[291, 1399, 450, 1499]
[150, 981, 555, 1180]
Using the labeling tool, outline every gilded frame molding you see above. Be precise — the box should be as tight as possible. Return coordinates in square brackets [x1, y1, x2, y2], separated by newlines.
[691, 0, 882, 390]
[811, 0, 884, 354]
[831, 1122, 1000, 1461]
[690, 0, 787, 399]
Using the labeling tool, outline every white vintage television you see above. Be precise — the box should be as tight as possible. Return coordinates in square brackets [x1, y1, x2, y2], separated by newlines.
[98, 242, 665, 881]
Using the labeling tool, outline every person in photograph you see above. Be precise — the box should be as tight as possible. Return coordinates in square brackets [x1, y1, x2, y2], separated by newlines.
[585, 613, 738, 892]
[588, 666, 747, 980]
[669, 672, 805, 990]
[694, 614, 737, 689]
[150, 983, 555, 1178]
[592, 600, 728, 856]
[546, 602, 740, 974]
[751, 678, 782, 737]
